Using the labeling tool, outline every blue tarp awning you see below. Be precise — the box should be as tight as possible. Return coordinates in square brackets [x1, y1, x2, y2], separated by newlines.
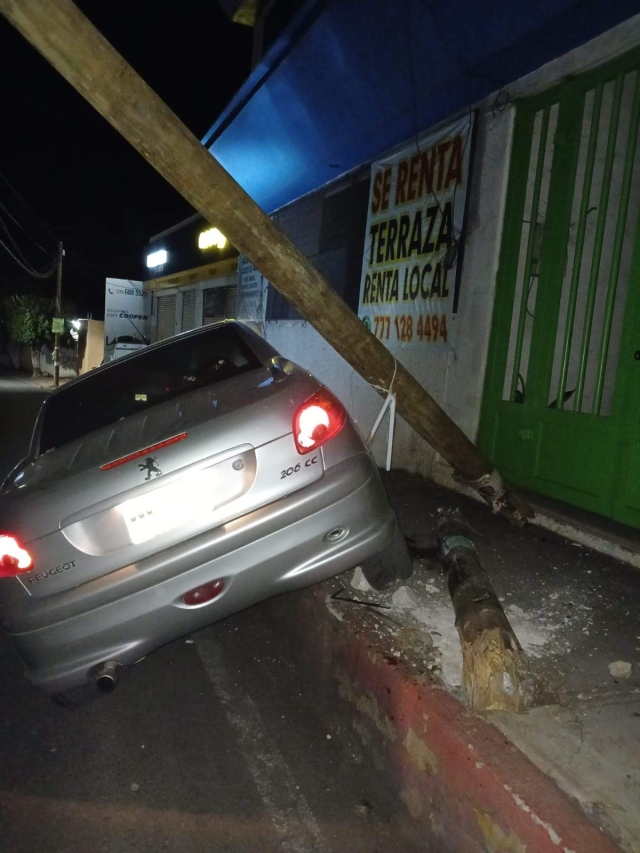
[203, 0, 640, 213]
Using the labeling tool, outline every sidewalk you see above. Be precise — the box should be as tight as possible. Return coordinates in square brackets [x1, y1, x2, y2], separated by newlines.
[31, 374, 73, 391]
[0, 369, 73, 392]
[265, 471, 640, 852]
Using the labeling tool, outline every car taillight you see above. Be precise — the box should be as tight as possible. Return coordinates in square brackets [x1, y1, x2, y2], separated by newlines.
[293, 388, 347, 454]
[0, 534, 33, 577]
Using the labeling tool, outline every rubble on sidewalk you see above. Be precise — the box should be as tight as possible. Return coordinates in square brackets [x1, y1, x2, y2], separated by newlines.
[315, 472, 640, 852]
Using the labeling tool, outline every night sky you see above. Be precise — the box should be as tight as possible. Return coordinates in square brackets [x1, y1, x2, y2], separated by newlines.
[0, 1, 252, 318]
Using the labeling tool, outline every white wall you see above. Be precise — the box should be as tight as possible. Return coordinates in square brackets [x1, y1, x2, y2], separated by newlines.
[5, 343, 77, 378]
[265, 319, 449, 476]
[264, 14, 640, 482]
[38, 345, 77, 379]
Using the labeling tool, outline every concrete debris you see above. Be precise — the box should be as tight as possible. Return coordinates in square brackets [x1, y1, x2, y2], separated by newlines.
[391, 586, 420, 609]
[351, 566, 373, 593]
[608, 660, 632, 679]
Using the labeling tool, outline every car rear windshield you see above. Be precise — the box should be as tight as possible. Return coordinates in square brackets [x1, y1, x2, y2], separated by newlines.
[39, 325, 263, 453]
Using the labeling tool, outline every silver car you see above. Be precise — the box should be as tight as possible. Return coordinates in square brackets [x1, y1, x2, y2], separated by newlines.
[0, 322, 408, 700]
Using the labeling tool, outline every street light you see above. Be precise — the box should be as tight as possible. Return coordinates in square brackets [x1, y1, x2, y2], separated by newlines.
[198, 227, 227, 250]
[70, 318, 85, 373]
[146, 249, 167, 268]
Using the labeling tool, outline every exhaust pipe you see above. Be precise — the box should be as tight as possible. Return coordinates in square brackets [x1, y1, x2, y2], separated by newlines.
[92, 660, 119, 693]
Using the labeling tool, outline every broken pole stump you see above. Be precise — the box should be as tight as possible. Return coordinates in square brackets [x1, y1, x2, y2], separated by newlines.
[438, 511, 527, 713]
[0, 0, 534, 525]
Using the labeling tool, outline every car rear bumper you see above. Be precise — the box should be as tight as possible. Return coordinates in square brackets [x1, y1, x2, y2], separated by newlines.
[6, 452, 395, 694]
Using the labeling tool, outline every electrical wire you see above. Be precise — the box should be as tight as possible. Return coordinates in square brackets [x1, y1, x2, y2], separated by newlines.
[0, 169, 59, 278]
[0, 168, 146, 289]
[0, 198, 56, 257]
[0, 209, 58, 278]
[0, 234, 57, 279]
[0, 209, 36, 268]
[0, 167, 57, 242]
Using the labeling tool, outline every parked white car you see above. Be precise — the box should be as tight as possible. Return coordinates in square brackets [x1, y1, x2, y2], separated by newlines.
[103, 337, 148, 363]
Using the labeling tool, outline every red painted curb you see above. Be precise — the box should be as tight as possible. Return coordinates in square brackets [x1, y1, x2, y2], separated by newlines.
[265, 581, 622, 853]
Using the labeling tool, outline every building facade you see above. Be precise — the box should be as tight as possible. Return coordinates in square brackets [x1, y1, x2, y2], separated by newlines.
[145, 215, 239, 342]
[144, 4, 640, 529]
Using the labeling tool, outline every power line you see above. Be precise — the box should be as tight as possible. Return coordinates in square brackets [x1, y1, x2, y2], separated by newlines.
[0, 233, 57, 279]
[0, 207, 58, 274]
[0, 168, 60, 279]
[0, 171, 123, 284]
[0, 209, 35, 268]
[0, 197, 56, 257]
[0, 166, 57, 242]
[0, 207, 58, 278]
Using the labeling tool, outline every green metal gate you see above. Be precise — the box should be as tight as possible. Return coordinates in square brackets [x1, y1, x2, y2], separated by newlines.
[479, 48, 640, 529]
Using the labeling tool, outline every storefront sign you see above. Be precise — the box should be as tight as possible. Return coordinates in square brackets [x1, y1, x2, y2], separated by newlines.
[104, 278, 151, 345]
[237, 255, 267, 334]
[358, 113, 475, 348]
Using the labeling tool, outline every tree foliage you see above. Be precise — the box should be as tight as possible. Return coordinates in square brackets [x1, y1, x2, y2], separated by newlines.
[2, 295, 55, 350]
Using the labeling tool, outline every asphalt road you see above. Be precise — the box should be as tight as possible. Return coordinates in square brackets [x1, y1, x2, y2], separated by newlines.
[0, 374, 419, 853]
[0, 374, 47, 483]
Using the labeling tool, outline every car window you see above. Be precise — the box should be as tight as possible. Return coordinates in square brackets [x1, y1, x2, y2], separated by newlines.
[39, 325, 262, 453]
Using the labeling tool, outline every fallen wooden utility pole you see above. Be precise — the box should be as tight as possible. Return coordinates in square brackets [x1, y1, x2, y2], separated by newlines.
[438, 511, 527, 712]
[1, 0, 533, 524]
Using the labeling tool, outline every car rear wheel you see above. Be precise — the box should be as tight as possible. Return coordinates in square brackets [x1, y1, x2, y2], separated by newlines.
[360, 524, 413, 591]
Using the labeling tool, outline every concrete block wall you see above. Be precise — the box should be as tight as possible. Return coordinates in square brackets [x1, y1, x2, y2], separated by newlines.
[38, 345, 77, 379]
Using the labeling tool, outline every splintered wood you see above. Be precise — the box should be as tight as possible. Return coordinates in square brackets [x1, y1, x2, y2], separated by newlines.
[438, 511, 527, 713]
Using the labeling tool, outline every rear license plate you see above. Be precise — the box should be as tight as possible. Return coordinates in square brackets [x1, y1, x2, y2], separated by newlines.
[118, 465, 236, 545]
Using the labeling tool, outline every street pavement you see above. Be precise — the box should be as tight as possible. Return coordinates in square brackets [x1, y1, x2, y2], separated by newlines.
[0, 374, 48, 483]
[0, 373, 420, 853]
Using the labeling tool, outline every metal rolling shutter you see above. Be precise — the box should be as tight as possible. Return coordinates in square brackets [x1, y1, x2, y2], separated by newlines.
[157, 294, 177, 341]
[225, 286, 238, 318]
[181, 289, 197, 331]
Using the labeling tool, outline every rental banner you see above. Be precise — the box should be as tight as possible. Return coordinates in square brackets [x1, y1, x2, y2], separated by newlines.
[358, 113, 475, 349]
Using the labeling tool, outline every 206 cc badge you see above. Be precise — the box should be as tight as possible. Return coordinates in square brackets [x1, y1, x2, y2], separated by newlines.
[139, 456, 162, 481]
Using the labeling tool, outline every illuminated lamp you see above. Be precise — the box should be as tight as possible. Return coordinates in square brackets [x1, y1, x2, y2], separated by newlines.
[146, 249, 167, 268]
[198, 227, 227, 250]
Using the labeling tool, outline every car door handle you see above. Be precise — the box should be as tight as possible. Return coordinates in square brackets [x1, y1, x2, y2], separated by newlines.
[635, 350, 640, 361]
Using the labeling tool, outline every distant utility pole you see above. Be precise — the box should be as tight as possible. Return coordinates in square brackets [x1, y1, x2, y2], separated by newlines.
[53, 240, 63, 387]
